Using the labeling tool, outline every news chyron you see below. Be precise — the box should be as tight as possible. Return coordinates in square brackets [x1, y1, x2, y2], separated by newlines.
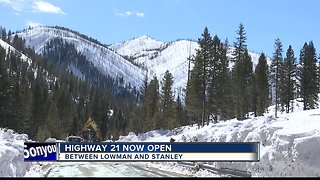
[24, 142, 259, 162]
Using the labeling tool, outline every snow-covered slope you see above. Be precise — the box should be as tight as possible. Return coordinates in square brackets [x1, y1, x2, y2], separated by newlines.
[118, 99, 320, 177]
[111, 38, 198, 96]
[16, 26, 146, 88]
[110, 37, 264, 98]
[0, 39, 32, 65]
[17, 26, 266, 97]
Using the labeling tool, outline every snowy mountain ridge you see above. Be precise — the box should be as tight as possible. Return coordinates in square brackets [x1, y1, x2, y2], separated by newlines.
[17, 26, 266, 97]
[16, 26, 146, 89]
[110, 35, 165, 58]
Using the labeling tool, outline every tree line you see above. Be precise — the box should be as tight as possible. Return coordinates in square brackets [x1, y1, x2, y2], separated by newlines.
[127, 71, 187, 134]
[184, 23, 319, 129]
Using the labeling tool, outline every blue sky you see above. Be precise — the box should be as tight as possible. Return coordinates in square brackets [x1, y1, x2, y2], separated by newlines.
[0, 0, 319, 57]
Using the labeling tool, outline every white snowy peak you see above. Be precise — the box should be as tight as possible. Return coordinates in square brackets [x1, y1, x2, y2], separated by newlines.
[110, 35, 165, 57]
[16, 26, 146, 89]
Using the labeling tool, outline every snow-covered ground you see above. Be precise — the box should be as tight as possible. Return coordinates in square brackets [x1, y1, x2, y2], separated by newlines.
[0, 129, 33, 177]
[1, 99, 320, 177]
[118, 99, 320, 177]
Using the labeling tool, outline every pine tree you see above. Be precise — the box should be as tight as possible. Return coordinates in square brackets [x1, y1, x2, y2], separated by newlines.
[282, 45, 297, 113]
[299, 41, 318, 110]
[232, 23, 252, 120]
[232, 23, 247, 63]
[270, 38, 283, 117]
[159, 70, 176, 130]
[138, 72, 148, 128]
[187, 55, 204, 128]
[243, 50, 254, 117]
[176, 94, 185, 126]
[186, 27, 213, 127]
[198, 27, 213, 126]
[44, 100, 61, 139]
[254, 53, 270, 116]
[207, 35, 220, 122]
[207, 35, 230, 121]
[144, 75, 159, 131]
[0, 26, 7, 40]
[140, 72, 148, 102]
[127, 106, 141, 134]
[221, 39, 235, 119]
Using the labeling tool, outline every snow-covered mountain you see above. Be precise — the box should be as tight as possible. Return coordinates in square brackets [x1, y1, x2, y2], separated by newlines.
[17, 26, 264, 97]
[110, 36, 264, 97]
[16, 26, 146, 89]
[110, 38, 199, 95]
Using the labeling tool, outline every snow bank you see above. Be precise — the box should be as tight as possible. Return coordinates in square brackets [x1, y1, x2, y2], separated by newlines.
[0, 128, 58, 177]
[209, 110, 320, 177]
[0, 128, 33, 177]
[119, 107, 320, 177]
[118, 129, 178, 142]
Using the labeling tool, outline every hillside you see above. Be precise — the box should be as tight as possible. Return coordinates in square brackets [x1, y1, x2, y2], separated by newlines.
[110, 37, 265, 96]
[0, 39, 32, 65]
[1, 31, 139, 142]
[16, 26, 146, 89]
[17, 26, 264, 97]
